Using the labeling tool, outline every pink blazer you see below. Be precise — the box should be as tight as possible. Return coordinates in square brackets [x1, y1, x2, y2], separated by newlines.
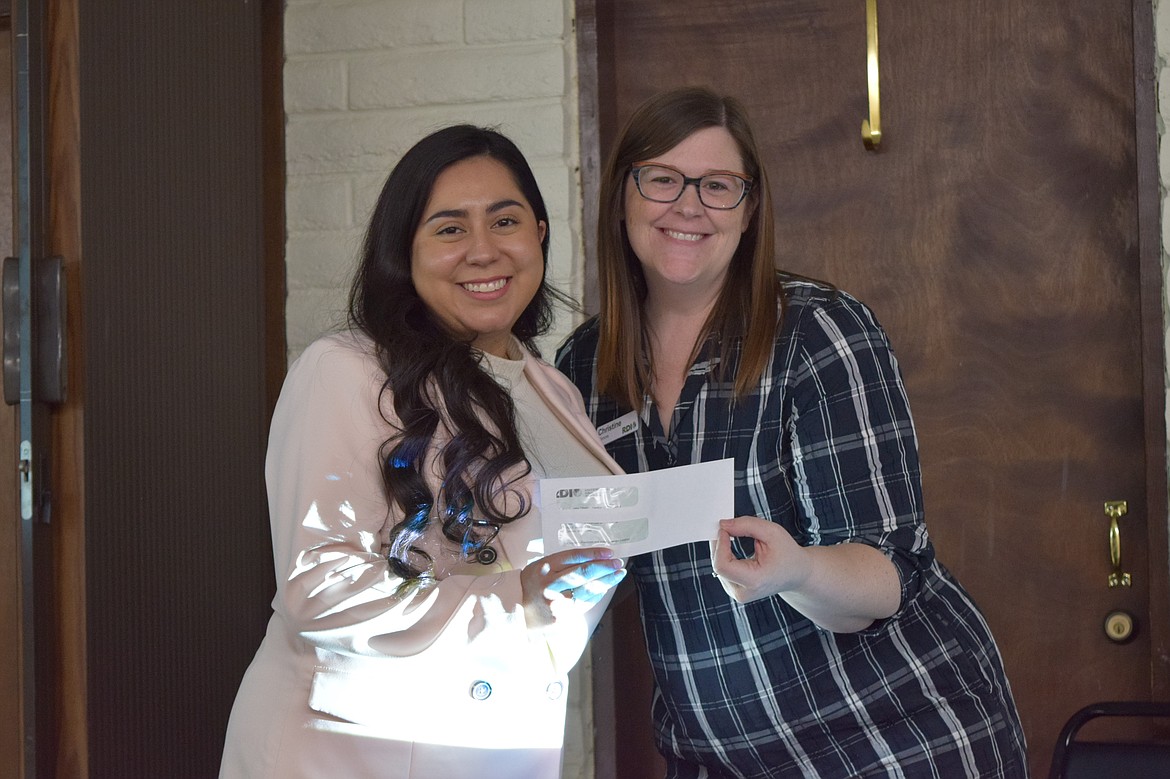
[220, 332, 623, 779]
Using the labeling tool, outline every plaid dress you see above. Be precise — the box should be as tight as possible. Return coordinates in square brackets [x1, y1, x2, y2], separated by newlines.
[556, 280, 1028, 779]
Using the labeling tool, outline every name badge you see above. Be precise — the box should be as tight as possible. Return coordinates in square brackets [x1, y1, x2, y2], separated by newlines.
[597, 411, 639, 445]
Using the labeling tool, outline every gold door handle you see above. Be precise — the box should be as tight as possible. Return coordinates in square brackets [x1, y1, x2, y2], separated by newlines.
[861, 0, 881, 149]
[1105, 500, 1131, 588]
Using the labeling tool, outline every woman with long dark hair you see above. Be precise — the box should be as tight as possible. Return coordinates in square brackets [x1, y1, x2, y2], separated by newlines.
[557, 87, 1027, 778]
[221, 125, 626, 778]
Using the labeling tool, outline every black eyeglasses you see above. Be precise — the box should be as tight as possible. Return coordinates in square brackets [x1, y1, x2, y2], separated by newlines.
[630, 162, 753, 210]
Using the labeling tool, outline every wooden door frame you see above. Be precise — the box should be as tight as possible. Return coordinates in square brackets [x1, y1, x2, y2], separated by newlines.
[1130, 0, 1170, 698]
[0, 9, 19, 778]
[47, 0, 85, 772]
[575, 0, 1170, 770]
[575, 0, 610, 317]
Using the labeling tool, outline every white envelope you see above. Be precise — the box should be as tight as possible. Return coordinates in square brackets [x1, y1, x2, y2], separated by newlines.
[539, 458, 734, 557]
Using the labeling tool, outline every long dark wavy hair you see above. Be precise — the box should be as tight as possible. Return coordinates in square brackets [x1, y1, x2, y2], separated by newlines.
[348, 125, 563, 581]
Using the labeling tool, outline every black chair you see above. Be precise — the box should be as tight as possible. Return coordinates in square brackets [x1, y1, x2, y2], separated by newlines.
[1049, 701, 1170, 779]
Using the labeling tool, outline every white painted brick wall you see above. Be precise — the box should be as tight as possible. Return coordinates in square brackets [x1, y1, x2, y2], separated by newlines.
[282, 3, 596, 778]
[284, 0, 586, 363]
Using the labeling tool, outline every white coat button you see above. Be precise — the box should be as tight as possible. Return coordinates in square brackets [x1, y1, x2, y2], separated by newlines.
[546, 681, 564, 700]
[470, 680, 492, 701]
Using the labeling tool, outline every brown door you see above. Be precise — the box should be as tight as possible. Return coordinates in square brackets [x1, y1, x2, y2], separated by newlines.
[1, 1, 287, 776]
[579, 1, 1167, 777]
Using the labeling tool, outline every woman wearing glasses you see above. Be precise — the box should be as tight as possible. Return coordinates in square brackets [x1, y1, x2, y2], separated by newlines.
[557, 87, 1027, 778]
[220, 125, 626, 779]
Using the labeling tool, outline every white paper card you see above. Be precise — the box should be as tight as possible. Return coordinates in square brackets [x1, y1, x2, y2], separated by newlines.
[539, 458, 734, 557]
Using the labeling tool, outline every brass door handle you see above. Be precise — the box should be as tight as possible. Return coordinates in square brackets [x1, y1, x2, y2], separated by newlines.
[861, 0, 881, 149]
[1104, 500, 1131, 588]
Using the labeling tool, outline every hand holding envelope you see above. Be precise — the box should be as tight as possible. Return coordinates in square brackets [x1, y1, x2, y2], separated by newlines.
[539, 458, 735, 557]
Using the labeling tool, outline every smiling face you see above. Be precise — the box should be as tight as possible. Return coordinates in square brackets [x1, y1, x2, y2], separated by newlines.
[623, 126, 753, 303]
[411, 155, 547, 357]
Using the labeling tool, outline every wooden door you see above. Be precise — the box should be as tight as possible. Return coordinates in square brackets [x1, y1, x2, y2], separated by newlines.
[0, 1, 287, 776]
[74, 2, 284, 776]
[579, 2, 1167, 777]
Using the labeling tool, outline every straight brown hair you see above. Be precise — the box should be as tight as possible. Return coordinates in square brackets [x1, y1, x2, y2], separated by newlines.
[595, 86, 781, 411]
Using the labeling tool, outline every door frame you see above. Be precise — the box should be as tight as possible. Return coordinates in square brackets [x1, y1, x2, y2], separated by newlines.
[1130, 0, 1170, 698]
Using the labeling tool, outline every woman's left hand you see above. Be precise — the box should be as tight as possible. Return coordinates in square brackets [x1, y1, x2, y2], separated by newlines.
[521, 547, 626, 630]
[710, 515, 901, 632]
[710, 516, 810, 603]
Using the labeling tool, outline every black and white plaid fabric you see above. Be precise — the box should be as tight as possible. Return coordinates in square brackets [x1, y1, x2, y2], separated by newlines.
[556, 280, 1028, 779]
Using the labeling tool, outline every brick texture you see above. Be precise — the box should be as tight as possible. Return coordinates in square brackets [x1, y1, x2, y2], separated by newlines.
[284, 0, 584, 360]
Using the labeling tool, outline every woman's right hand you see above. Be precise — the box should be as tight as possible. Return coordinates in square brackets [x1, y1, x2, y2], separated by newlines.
[521, 547, 626, 630]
